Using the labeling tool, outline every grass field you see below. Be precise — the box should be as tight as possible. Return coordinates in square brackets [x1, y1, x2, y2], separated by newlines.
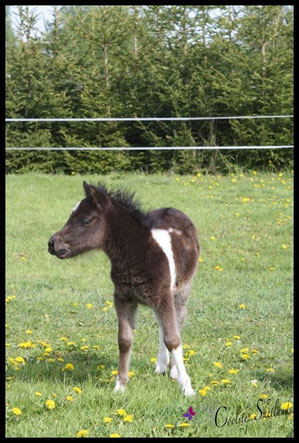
[6, 171, 293, 438]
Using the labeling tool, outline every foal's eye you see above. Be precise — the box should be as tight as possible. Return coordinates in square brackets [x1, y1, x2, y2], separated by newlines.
[80, 218, 90, 226]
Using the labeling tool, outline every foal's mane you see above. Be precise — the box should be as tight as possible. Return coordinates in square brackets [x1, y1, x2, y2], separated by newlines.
[96, 184, 147, 223]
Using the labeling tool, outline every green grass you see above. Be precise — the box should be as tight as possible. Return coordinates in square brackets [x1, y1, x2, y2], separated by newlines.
[6, 171, 293, 438]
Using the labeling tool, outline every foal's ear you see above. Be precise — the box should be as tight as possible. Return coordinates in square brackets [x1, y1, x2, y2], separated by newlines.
[83, 181, 109, 209]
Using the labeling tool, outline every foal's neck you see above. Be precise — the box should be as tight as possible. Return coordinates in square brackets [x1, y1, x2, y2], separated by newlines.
[103, 209, 149, 265]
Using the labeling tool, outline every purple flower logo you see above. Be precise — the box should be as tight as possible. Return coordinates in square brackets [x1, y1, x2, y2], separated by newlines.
[183, 406, 196, 420]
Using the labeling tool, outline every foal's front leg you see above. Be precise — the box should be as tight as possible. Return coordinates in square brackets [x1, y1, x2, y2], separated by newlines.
[113, 293, 137, 392]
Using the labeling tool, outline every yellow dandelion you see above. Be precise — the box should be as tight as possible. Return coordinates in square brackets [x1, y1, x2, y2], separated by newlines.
[35, 391, 42, 397]
[199, 389, 208, 396]
[179, 422, 190, 427]
[18, 341, 36, 349]
[213, 362, 223, 368]
[62, 363, 75, 371]
[240, 348, 248, 353]
[241, 353, 250, 360]
[102, 307, 109, 312]
[73, 386, 82, 394]
[26, 329, 33, 335]
[260, 394, 268, 399]
[228, 368, 239, 375]
[211, 380, 220, 386]
[45, 399, 55, 410]
[239, 303, 246, 309]
[110, 434, 120, 438]
[282, 244, 287, 249]
[251, 349, 258, 354]
[165, 424, 175, 429]
[15, 356, 25, 364]
[198, 257, 204, 262]
[57, 358, 64, 362]
[97, 364, 105, 370]
[123, 414, 133, 422]
[116, 408, 126, 416]
[234, 336, 241, 340]
[221, 379, 230, 384]
[249, 413, 257, 420]
[66, 396, 74, 402]
[281, 402, 293, 411]
[12, 407, 22, 416]
[189, 350, 195, 356]
[103, 417, 113, 423]
[266, 368, 275, 373]
[150, 357, 157, 363]
[111, 370, 118, 375]
[60, 337, 68, 341]
[225, 341, 232, 347]
[210, 236, 216, 241]
[77, 430, 89, 438]
[86, 303, 92, 309]
[128, 371, 135, 377]
[183, 344, 190, 349]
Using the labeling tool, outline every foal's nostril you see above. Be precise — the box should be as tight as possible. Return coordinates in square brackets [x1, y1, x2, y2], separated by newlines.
[48, 238, 55, 254]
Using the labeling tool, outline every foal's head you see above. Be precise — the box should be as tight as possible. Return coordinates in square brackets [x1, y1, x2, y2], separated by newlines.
[48, 182, 109, 259]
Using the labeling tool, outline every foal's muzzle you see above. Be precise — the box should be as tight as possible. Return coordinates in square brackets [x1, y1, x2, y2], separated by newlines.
[48, 234, 70, 259]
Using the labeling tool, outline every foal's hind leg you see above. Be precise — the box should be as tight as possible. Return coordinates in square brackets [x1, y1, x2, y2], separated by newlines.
[154, 313, 169, 374]
[155, 292, 194, 396]
[169, 283, 192, 380]
[113, 293, 137, 392]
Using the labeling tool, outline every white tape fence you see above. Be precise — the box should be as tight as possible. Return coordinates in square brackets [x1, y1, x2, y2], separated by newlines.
[5, 114, 293, 150]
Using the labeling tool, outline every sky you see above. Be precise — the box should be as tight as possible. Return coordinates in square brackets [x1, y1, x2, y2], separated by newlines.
[10, 5, 56, 34]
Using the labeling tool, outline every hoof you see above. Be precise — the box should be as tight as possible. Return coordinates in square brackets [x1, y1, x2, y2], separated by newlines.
[178, 376, 195, 396]
[183, 385, 195, 397]
[114, 376, 126, 392]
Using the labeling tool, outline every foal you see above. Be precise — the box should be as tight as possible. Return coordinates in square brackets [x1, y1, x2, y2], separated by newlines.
[48, 182, 200, 396]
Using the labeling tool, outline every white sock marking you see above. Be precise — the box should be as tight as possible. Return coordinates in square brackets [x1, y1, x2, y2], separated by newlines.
[171, 345, 195, 396]
[151, 229, 176, 292]
[114, 375, 125, 392]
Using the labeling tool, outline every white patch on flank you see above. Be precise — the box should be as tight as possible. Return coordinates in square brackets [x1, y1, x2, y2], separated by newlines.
[151, 229, 176, 292]
[72, 200, 82, 213]
[171, 345, 195, 396]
